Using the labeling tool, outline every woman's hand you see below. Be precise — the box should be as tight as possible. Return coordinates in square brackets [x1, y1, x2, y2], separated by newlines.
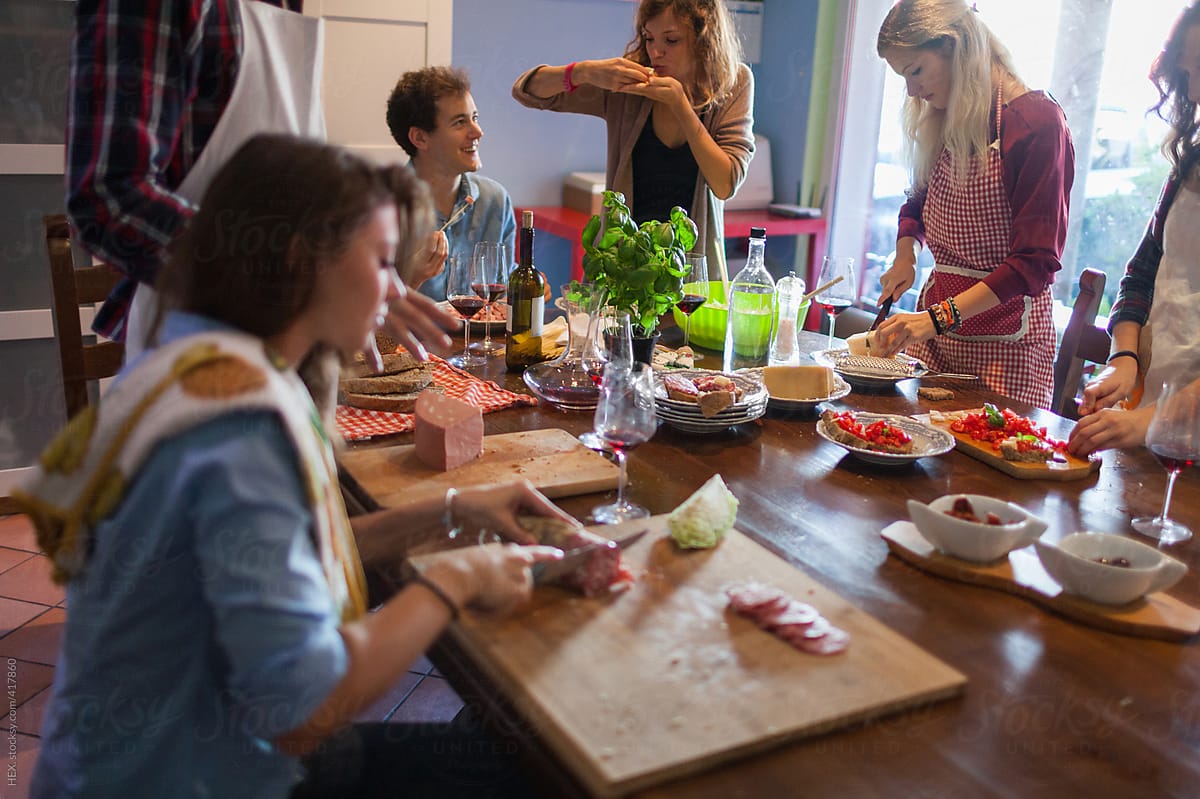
[1067, 404, 1155, 457]
[381, 270, 456, 360]
[1077, 359, 1138, 415]
[452, 480, 584, 545]
[880, 245, 918, 303]
[424, 543, 565, 615]
[408, 230, 448, 289]
[619, 74, 689, 112]
[872, 310, 936, 358]
[575, 58, 653, 91]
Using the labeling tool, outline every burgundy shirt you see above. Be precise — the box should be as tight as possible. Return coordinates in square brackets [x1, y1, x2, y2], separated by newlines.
[897, 91, 1075, 303]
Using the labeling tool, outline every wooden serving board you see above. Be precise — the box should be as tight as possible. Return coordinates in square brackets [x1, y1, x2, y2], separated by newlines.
[882, 521, 1200, 642]
[339, 428, 618, 509]
[924, 415, 1100, 481]
[434, 516, 966, 798]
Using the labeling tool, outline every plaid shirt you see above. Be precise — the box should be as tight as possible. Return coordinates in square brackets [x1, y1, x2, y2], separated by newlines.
[66, 0, 294, 340]
[1108, 173, 1180, 331]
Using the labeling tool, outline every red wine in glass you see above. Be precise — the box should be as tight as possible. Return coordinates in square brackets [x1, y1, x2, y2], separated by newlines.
[585, 363, 605, 386]
[471, 282, 507, 302]
[676, 293, 707, 315]
[1151, 445, 1195, 473]
[448, 296, 485, 317]
[820, 299, 852, 317]
[600, 429, 650, 455]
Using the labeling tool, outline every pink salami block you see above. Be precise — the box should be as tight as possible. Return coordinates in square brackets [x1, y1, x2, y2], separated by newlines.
[413, 392, 483, 470]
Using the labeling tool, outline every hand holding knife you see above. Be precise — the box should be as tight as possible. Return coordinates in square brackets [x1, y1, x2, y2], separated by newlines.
[869, 295, 894, 332]
[532, 528, 648, 585]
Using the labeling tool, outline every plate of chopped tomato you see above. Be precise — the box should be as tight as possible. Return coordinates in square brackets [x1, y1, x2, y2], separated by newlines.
[817, 409, 955, 465]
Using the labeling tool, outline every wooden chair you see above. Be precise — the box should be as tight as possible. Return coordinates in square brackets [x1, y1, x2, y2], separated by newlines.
[1052, 268, 1110, 419]
[832, 306, 877, 339]
[45, 214, 125, 419]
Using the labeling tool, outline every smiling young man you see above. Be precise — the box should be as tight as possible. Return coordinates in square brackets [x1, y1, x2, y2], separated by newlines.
[387, 67, 517, 301]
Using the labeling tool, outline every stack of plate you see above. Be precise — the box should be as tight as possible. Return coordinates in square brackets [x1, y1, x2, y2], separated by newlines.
[653, 370, 768, 434]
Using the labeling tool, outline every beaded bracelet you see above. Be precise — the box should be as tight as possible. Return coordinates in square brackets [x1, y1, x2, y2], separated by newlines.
[564, 62, 579, 93]
[1107, 350, 1141, 370]
[928, 307, 945, 336]
[944, 297, 962, 332]
[410, 571, 460, 620]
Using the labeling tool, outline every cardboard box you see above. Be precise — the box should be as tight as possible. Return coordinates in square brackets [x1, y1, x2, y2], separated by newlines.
[563, 171, 606, 217]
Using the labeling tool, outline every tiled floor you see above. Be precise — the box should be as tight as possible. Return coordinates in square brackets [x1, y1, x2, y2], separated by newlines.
[0, 513, 463, 799]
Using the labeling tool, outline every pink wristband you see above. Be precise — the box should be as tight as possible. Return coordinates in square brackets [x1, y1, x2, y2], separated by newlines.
[564, 62, 579, 93]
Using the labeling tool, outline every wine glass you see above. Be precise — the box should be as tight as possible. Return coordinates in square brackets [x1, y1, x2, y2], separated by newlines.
[578, 308, 633, 450]
[446, 254, 487, 368]
[1132, 381, 1200, 545]
[470, 241, 509, 357]
[815, 256, 857, 351]
[591, 363, 658, 524]
[676, 253, 709, 361]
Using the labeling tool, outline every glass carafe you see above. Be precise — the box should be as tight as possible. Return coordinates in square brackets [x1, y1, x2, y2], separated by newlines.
[522, 283, 605, 410]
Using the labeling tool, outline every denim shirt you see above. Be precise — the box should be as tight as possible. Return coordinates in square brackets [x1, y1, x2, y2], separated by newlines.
[417, 171, 517, 301]
[33, 312, 348, 799]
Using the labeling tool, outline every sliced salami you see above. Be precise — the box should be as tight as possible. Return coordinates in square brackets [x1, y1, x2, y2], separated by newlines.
[726, 581, 850, 656]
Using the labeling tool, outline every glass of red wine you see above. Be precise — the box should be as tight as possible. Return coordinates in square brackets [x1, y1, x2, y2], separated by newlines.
[676, 253, 708, 360]
[578, 308, 633, 450]
[591, 363, 657, 524]
[471, 241, 509, 357]
[815, 255, 856, 351]
[1132, 380, 1199, 545]
[446, 254, 487, 368]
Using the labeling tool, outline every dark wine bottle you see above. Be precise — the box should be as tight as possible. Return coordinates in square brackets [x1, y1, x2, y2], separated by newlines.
[505, 210, 547, 370]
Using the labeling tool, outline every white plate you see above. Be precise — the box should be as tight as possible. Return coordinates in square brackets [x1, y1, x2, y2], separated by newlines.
[654, 369, 767, 408]
[812, 349, 930, 389]
[437, 300, 508, 332]
[816, 412, 955, 465]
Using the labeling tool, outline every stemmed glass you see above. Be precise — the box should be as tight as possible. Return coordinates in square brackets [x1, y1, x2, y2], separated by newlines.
[578, 308, 634, 450]
[446, 254, 487, 368]
[591, 363, 658, 524]
[1132, 381, 1199, 545]
[676, 253, 709, 361]
[815, 256, 856, 351]
[470, 241, 509, 357]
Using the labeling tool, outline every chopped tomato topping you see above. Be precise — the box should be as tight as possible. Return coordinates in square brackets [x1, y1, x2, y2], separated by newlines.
[830, 411, 912, 449]
[949, 407, 1066, 453]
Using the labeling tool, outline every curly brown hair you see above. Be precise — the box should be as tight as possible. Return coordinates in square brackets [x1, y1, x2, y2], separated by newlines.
[1151, 2, 1200, 177]
[622, 0, 742, 110]
[386, 67, 472, 158]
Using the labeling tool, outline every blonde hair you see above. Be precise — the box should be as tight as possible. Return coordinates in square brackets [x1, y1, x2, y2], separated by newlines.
[624, 0, 743, 110]
[877, 0, 1022, 188]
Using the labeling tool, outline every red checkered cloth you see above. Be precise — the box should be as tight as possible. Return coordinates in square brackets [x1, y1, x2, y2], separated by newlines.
[335, 355, 537, 441]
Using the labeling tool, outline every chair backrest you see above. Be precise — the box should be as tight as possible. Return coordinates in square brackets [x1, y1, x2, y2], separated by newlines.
[45, 214, 125, 419]
[1052, 268, 1110, 419]
[833, 306, 877, 339]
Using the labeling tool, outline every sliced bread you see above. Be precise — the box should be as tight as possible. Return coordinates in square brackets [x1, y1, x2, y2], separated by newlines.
[342, 384, 444, 413]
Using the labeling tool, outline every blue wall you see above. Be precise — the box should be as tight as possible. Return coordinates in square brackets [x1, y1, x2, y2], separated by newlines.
[451, 0, 821, 287]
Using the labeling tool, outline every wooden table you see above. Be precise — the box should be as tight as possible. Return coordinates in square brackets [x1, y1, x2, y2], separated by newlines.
[357, 331, 1200, 798]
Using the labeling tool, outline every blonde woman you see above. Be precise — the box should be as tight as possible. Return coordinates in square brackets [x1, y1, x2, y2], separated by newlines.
[872, 0, 1075, 407]
[512, 0, 753, 283]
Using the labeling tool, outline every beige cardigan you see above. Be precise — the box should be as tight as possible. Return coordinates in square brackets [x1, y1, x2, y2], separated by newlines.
[512, 63, 755, 282]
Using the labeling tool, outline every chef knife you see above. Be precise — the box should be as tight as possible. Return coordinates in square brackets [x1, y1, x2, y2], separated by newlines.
[532, 528, 648, 585]
[869, 295, 894, 332]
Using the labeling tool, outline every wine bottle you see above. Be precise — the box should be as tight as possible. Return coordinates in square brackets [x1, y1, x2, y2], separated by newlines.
[505, 210, 547, 370]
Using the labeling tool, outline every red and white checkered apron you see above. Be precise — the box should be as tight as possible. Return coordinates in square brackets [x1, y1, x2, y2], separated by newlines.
[907, 100, 1056, 408]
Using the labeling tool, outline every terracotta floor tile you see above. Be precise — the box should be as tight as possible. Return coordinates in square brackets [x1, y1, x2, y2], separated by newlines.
[388, 675, 463, 724]
[0, 547, 32, 576]
[0, 609, 65, 666]
[0, 598, 47, 638]
[5, 660, 54, 706]
[354, 671, 422, 723]
[16, 686, 50, 737]
[0, 558, 63, 607]
[9, 734, 40, 799]
[0, 517, 39, 554]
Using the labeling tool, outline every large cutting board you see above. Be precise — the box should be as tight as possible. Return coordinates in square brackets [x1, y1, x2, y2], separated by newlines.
[925, 413, 1099, 481]
[340, 428, 618, 509]
[443, 516, 966, 797]
[882, 521, 1200, 642]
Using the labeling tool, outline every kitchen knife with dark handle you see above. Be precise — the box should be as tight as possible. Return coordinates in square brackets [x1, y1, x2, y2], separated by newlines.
[869, 295, 894, 332]
[531, 528, 648, 585]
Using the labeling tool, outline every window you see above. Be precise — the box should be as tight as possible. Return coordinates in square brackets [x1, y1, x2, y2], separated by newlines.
[834, 0, 1181, 328]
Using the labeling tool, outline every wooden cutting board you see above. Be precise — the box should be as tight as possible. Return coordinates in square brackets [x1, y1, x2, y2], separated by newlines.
[924, 414, 1099, 481]
[339, 428, 618, 509]
[439, 516, 966, 798]
[882, 521, 1200, 642]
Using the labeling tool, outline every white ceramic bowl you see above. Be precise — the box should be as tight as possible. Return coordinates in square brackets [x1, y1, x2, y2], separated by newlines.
[1034, 532, 1188, 606]
[907, 494, 1047, 563]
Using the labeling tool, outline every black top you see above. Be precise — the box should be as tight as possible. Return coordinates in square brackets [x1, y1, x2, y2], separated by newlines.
[631, 116, 698, 225]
